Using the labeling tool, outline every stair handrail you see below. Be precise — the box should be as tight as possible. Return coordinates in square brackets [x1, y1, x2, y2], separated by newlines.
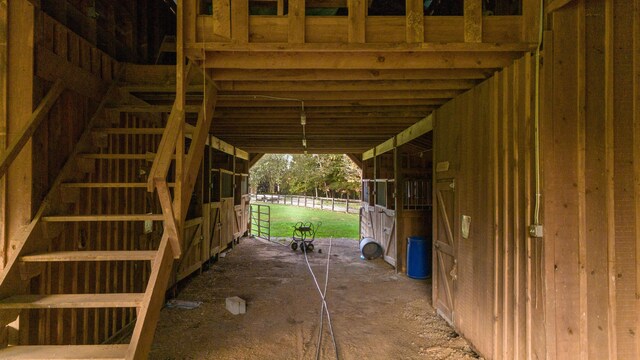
[0, 79, 65, 179]
[146, 62, 193, 193]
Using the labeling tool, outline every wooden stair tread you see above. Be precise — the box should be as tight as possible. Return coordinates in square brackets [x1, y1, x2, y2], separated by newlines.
[20, 251, 157, 262]
[77, 153, 155, 160]
[0, 345, 128, 359]
[0, 293, 144, 309]
[61, 182, 175, 188]
[92, 128, 166, 135]
[42, 214, 164, 222]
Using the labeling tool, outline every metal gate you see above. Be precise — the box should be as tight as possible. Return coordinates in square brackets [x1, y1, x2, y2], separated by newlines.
[250, 204, 271, 241]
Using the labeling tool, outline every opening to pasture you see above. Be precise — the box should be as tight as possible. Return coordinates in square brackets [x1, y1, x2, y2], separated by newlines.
[249, 154, 361, 241]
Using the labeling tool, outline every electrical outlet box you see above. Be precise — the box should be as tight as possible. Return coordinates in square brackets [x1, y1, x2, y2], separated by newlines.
[529, 224, 544, 238]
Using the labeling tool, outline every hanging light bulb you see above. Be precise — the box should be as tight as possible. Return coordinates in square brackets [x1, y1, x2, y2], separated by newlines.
[300, 111, 306, 125]
[302, 139, 307, 147]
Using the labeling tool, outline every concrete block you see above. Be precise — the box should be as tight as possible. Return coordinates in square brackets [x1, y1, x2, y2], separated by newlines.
[225, 296, 246, 315]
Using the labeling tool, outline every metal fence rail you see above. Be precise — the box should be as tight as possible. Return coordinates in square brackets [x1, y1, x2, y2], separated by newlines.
[251, 194, 360, 214]
[250, 204, 271, 241]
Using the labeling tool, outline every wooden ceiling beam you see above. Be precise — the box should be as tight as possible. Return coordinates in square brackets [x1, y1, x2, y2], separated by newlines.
[202, 51, 521, 69]
[208, 68, 496, 81]
[346, 153, 363, 169]
[213, 111, 433, 119]
[218, 90, 464, 100]
[211, 99, 448, 107]
[215, 105, 436, 114]
[191, 42, 534, 53]
[215, 79, 478, 92]
[248, 153, 265, 168]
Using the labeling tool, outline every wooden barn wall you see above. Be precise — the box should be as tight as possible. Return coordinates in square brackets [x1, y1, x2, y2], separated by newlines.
[433, 1, 640, 359]
[540, 1, 640, 359]
[32, 13, 119, 217]
[433, 54, 538, 359]
[39, 0, 176, 63]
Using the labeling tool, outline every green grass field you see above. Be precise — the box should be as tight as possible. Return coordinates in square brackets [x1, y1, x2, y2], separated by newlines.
[251, 202, 359, 239]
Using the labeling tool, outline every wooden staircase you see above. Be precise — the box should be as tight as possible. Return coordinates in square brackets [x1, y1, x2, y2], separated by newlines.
[0, 62, 216, 358]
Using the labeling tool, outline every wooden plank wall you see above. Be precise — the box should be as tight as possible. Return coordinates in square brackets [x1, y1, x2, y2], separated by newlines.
[433, 1, 640, 358]
[433, 54, 537, 359]
[39, 0, 173, 63]
[32, 13, 118, 214]
[541, 0, 640, 358]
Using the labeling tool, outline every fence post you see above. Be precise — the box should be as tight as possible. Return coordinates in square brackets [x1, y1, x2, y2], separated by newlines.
[332, 198, 335, 211]
[312, 196, 315, 208]
[346, 198, 349, 213]
[258, 206, 262, 238]
[321, 198, 323, 210]
[304, 196, 307, 207]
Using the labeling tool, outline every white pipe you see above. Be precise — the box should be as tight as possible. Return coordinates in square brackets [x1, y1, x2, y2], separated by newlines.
[533, 0, 544, 226]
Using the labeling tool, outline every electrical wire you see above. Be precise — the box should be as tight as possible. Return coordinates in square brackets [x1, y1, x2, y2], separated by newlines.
[533, 0, 544, 226]
[302, 239, 339, 360]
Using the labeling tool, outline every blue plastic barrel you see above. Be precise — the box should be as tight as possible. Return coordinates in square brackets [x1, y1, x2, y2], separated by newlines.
[406, 236, 432, 279]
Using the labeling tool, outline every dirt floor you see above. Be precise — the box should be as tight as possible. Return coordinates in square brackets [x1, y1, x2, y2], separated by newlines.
[149, 237, 481, 360]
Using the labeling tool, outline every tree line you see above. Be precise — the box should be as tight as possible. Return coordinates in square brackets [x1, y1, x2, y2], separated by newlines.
[250, 154, 361, 199]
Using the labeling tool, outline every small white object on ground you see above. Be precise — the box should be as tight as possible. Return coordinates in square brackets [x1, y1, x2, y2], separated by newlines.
[225, 296, 246, 315]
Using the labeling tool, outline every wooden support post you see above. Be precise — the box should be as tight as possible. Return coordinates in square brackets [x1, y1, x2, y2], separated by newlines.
[288, 0, 305, 44]
[522, 0, 541, 43]
[464, 0, 482, 43]
[277, 0, 284, 16]
[406, 0, 424, 43]
[0, 0, 7, 270]
[348, 0, 366, 43]
[212, 0, 231, 39]
[182, 81, 217, 214]
[184, 0, 197, 45]
[231, 0, 249, 43]
[6, 0, 34, 265]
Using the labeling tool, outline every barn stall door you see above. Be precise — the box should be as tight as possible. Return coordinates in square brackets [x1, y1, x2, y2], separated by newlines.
[359, 204, 376, 239]
[434, 179, 457, 324]
[207, 204, 222, 257]
[380, 207, 397, 266]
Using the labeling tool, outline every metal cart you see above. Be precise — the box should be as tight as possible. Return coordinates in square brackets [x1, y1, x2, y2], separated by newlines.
[290, 221, 321, 252]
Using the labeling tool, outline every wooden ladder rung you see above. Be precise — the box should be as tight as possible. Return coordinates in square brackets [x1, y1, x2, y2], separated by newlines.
[0, 293, 144, 309]
[20, 251, 157, 262]
[42, 214, 164, 222]
[60, 182, 176, 188]
[0, 345, 128, 359]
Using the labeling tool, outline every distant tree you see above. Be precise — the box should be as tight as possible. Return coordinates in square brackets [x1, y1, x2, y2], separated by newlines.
[250, 154, 361, 199]
[249, 154, 290, 193]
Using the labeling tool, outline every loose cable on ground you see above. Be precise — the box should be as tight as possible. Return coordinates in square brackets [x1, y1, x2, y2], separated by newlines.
[315, 237, 333, 360]
[303, 238, 339, 360]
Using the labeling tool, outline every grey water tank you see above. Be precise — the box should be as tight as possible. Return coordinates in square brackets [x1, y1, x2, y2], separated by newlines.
[359, 237, 383, 260]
